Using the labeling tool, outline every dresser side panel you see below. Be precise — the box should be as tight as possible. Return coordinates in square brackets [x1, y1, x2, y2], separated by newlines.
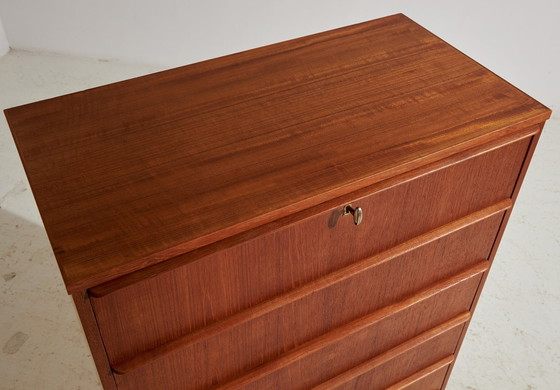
[441, 124, 545, 388]
[72, 293, 117, 390]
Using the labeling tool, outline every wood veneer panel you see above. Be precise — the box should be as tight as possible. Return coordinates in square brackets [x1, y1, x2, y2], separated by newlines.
[214, 273, 479, 390]
[107, 204, 504, 370]
[114, 267, 483, 390]
[91, 137, 527, 364]
[313, 316, 467, 390]
[71, 293, 117, 390]
[386, 357, 452, 390]
[110, 227, 491, 390]
[441, 126, 546, 388]
[90, 125, 538, 298]
[5, 14, 550, 292]
[108, 201, 505, 378]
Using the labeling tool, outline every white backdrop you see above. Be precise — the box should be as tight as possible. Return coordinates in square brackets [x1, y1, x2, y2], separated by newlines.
[0, 0, 558, 111]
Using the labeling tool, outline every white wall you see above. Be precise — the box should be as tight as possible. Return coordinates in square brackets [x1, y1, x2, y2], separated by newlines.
[0, 15, 9, 57]
[0, 0, 558, 110]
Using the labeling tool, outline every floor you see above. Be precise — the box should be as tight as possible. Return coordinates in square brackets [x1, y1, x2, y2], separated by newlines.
[0, 50, 559, 390]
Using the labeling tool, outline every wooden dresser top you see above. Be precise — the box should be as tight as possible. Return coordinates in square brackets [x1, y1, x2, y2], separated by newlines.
[5, 14, 550, 292]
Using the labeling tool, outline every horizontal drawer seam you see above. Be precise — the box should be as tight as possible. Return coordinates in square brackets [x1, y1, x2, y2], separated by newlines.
[111, 200, 507, 375]
[311, 314, 468, 390]
[213, 266, 482, 389]
[385, 355, 455, 390]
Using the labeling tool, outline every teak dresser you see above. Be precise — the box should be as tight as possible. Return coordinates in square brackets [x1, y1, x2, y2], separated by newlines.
[5, 13, 551, 390]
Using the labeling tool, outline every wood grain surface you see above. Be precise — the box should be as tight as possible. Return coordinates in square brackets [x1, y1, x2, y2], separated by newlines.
[88, 125, 537, 297]
[112, 264, 485, 390]
[385, 356, 454, 390]
[90, 134, 526, 366]
[104, 199, 497, 386]
[440, 125, 546, 388]
[96, 199, 507, 370]
[88, 125, 540, 298]
[312, 314, 469, 389]
[4, 13, 551, 292]
[213, 270, 480, 390]
[72, 293, 117, 390]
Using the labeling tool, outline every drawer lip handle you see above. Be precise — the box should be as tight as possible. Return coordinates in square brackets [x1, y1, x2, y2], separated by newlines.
[343, 204, 363, 225]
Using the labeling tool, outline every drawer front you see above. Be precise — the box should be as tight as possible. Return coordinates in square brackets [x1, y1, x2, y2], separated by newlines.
[91, 137, 528, 367]
[210, 270, 479, 390]
[394, 366, 449, 390]
[313, 319, 465, 390]
[114, 273, 474, 390]
[109, 210, 496, 389]
[385, 358, 452, 390]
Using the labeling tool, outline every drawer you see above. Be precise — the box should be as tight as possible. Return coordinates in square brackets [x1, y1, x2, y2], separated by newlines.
[106, 209, 498, 389]
[90, 138, 527, 367]
[313, 316, 465, 390]
[385, 357, 452, 390]
[113, 270, 474, 390]
[208, 267, 479, 390]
